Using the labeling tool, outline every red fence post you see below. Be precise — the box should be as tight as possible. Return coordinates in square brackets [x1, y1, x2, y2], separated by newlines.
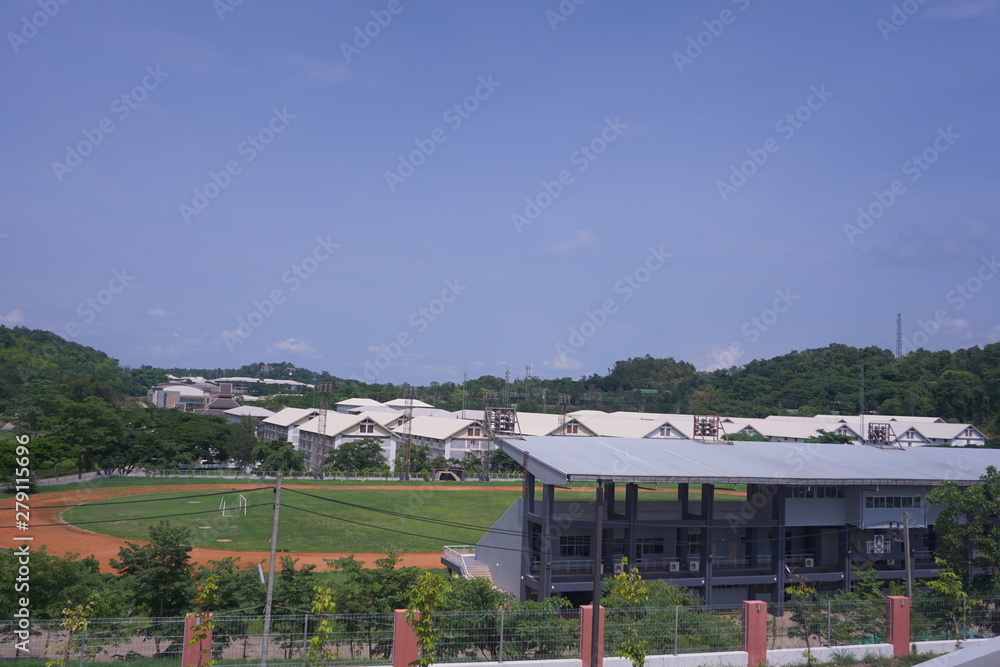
[580, 605, 605, 667]
[742, 601, 767, 667]
[886, 596, 910, 658]
[394, 609, 420, 667]
[181, 613, 213, 667]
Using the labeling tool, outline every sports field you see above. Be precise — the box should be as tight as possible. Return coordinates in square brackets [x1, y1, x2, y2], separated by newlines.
[62, 484, 523, 552]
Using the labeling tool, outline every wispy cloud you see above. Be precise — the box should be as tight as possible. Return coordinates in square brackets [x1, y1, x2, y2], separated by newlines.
[0, 309, 25, 326]
[147, 308, 169, 317]
[549, 229, 597, 254]
[544, 354, 582, 372]
[272, 337, 316, 354]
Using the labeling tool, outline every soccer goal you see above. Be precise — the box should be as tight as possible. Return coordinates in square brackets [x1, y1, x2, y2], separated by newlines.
[220, 494, 248, 517]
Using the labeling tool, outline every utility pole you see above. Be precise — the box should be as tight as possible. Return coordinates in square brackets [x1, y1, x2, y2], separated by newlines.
[261, 474, 282, 667]
[590, 482, 604, 667]
[903, 511, 913, 598]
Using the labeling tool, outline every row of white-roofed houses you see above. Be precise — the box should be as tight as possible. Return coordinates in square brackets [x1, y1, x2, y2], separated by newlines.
[256, 398, 987, 470]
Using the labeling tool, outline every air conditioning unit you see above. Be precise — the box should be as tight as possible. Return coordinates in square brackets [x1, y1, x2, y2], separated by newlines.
[887, 559, 896, 565]
[668, 561, 681, 572]
[804, 558, 815, 568]
[613, 563, 625, 574]
[688, 560, 700, 572]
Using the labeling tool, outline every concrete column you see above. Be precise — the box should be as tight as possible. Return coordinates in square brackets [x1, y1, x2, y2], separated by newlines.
[521, 473, 535, 600]
[393, 609, 419, 667]
[580, 605, 605, 667]
[742, 601, 767, 667]
[702, 484, 715, 605]
[886, 596, 910, 658]
[182, 613, 213, 667]
[625, 483, 639, 567]
[540, 483, 555, 599]
[679, 483, 690, 519]
[774, 486, 787, 608]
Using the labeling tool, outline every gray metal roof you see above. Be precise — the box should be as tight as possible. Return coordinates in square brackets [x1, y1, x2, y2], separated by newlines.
[498, 436, 1000, 487]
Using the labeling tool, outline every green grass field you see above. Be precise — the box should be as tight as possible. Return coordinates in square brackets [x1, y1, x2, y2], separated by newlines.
[56, 478, 744, 554]
[62, 486, 524, 553]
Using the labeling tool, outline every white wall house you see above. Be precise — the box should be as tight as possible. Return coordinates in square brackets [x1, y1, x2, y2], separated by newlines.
[391, 416, 491, 462]
[297, 410, 401, 465]
[260, 407, 321, 446]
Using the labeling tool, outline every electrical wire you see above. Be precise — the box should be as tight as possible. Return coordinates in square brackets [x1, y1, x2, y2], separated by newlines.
[0, 502, 274, 529]
[0, 487, 273, 510]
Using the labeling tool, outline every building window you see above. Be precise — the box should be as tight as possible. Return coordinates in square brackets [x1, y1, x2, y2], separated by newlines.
[559, 535, 591, 557]
[468, 427, 481, 437]
[659, 427, 671, 437]
[865, 496, 921, 509]
[638, 537, 665, 555]
[565, 424, 579, 434]
[359, 422, 375, 434]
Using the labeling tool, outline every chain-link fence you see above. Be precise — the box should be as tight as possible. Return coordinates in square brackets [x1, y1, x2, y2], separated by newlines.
[765, 599, 887, 650]
[911, 597, 1000, 642]
[0, 616, 187, 664]
[433, 607, 581, 663]
[6, 598, 1000, 666]
[604, 605, 743, 656]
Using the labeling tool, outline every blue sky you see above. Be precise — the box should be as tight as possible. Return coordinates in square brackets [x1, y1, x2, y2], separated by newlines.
[2, 1, 998, 384]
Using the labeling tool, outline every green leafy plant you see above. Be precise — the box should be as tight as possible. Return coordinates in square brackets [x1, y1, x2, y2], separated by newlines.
[406, 572, 451, 667]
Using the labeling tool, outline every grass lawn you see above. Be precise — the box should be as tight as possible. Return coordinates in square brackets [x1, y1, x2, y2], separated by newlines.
[54, 478, 744, 553]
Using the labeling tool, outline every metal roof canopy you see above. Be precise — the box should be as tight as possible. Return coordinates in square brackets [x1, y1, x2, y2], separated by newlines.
[498, 436, 1000, 488]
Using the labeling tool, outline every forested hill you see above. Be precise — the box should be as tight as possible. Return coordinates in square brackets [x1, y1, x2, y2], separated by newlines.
[1, 325, 997, 437]
[0, 326, 163, 414]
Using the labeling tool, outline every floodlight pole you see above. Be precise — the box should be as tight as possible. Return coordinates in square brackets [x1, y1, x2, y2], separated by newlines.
[261, 474, 282, 667]
[590, 480, 604, 667]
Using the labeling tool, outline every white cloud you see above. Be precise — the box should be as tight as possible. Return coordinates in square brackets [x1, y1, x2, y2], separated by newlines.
[545, 354, 583, 372]
[549, 230, 597, 254]
[704, 344, 744, 371]
[0, 309, 25, 325]
[147, 308, 169, 317]
[271, 338, 316, 354]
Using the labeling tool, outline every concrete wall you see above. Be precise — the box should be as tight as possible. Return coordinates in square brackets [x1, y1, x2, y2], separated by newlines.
[477, 498, 524, 595]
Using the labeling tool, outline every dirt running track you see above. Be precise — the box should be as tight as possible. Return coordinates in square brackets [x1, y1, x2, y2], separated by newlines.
[1, 482, 744, 573]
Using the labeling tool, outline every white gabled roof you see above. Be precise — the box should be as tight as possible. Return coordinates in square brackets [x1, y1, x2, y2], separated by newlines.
[263, 407, 321, 427]
[335, 397, 384, 407]
[575, 414, 665, 438]
[384, 398, 433, 408]
[741, 418, 842, 441]
[516, 412, 565, 436]
[393, 415, 476, 441]
[224, 406, 275, 418]
[896, 422, 984, 440]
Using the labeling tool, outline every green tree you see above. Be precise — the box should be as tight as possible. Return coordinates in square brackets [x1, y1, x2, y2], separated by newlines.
[226, 415, 260, 467]
[251, 440, 305, 472]
[110, 521, 196, 618]
[407, 572, 452, 667]
[605, 558, 649, 667]
[325, 437, 389, 473]
[927, 466, 1000, 593]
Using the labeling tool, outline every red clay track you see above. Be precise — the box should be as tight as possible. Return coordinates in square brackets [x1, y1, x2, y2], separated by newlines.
[2, 482, 744, 574]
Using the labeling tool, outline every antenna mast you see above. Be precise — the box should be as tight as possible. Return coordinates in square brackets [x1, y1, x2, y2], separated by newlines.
[896, 314, 902, 358]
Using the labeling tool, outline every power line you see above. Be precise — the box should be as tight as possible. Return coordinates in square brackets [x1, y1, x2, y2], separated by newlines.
[0, 502, 273, 529]
[0, 487, 273, 511]
[282, 487, 523, 536]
